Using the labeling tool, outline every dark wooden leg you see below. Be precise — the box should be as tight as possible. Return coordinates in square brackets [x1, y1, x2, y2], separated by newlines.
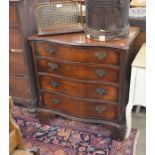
[112, 125, 126, 141]
[100, 123, 126, 141]
[38, 108, 55, 124]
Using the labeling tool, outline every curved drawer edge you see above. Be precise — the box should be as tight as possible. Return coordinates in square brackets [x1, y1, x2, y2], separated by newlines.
[38, 72, 119, 86]
[37, 107, 126, 140]
[40, 89, 118, 105]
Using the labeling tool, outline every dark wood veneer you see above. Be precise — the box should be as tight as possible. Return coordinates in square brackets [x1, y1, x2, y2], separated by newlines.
[41, 92, 118, 121]
[9, 52, 27, 75]
[9, 76, 31, 99]
[39, 75, 118, 102]
[29, 27, 140, 140]
[9, 2, 19, 25]
[36, 58, 119, 82]
[9, 28, 23, 49]
[36, 41, 120, 65]
[9, 0, 37, 107]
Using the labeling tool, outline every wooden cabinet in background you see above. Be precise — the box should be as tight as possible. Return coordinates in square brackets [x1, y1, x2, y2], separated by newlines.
[129, 15, 146, 52]
[29, 27, 140, 140]
[9, 0, 38, 107]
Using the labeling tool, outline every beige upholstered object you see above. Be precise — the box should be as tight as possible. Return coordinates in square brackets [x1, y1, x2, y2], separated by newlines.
[11, 150, 33, 155]
[9, 96, 39, 155]
[130, 0, 146, 7]
[9, 97, 25, 154]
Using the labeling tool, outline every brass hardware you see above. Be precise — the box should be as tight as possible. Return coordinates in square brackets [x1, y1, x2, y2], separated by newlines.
[46, 47, 56, 55]
[15, 74, 27, 78]
[48, 62, 58, 70]
[9, 49, 23, 53]
[95, 52, 107, 60]
[96, 88, 107, 95]
[95, 69, 107, 77]
[52, 98, 60, 104]
[49, 81, 60, 88]
[95, 106, 106, 113]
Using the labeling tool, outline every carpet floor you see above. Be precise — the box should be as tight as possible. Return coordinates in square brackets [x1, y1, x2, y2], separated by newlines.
[11, 106, 139, 155]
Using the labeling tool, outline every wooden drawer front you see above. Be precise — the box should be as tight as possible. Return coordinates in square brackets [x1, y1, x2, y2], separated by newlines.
[9, 3, 19, 26]
[41, 93, 118, 121]
[10, 52, 27, 75]
[39, 75, 118, 102]
[36, 42, 120, 65]
[10, 28, 23, 49]
[36, 59, 119, 82]
[9, 77, 31, 99]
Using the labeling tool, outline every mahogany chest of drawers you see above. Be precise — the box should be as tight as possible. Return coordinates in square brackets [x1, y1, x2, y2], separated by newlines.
[9, 0, 38, 107]
[29, 27, 140, 140]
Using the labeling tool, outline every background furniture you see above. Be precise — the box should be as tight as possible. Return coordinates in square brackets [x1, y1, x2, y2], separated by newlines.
[9, 0, 38, 107]
[129, 0, 146, 53]
[125, 43, 146, 138]
[9, 97, 39, 155]
[130, 0, 146, 7]
[29, 27, 140, 140]
[129, 16, 145, 53]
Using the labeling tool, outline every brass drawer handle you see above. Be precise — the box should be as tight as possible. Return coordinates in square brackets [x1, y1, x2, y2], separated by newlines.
[96, 88, 107, 95]
[95, 52, 107, 60]
[49, 81, 60, 88]
[48, 62, 58, 70]
[52, 98, 60, 104]
[46, 47, 56, 55]
[95, 106, 106, 113]
[95, 69, 107, 77]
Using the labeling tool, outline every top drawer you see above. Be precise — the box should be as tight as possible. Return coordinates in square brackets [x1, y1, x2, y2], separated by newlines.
[35, 41, 120, 65]
[9, 3, 19, 26]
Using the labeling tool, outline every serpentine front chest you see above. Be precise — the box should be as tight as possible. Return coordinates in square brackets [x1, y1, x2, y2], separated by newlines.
[29, 27, 140, 140]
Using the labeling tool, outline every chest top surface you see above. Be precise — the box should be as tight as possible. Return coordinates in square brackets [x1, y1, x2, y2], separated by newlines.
[29, 27, 140, 50]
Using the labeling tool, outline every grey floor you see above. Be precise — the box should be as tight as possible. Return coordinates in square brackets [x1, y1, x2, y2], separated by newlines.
[132, 108, 146, 155]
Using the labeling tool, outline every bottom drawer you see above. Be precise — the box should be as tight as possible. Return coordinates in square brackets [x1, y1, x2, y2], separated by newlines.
[41, 92, 118, 122]
[9, 76, 31, 99]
